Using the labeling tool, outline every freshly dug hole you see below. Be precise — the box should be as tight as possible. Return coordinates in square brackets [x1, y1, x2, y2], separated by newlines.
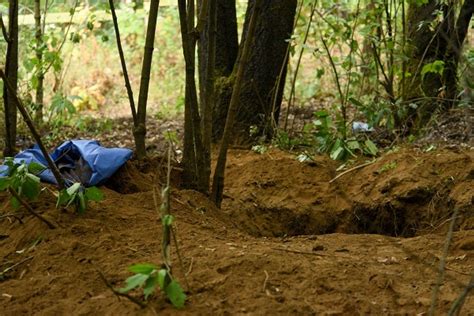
[222, 148, 474, 238]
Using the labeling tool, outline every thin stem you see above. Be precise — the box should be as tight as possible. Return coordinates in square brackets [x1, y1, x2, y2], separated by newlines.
[0, 13, 9, 42]
[8, 188, 56, 229]
[108, 0, 137, 123]
[211, 0, 263, 207]
[284, 0, 317, 132]
[429, 207, 460, 316]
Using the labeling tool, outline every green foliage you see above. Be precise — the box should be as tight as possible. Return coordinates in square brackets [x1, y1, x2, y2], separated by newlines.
[0, 159, 45, 208]
[421, 60, 445, 80]
[309, 110, 378, 161]
[119, 263, 186, 308]
[377, 161, 397, 174]
[57, 183, 104, 214]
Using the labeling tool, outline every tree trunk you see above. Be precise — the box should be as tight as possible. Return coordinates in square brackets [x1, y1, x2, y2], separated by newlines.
[178, 0, 208, 193]
[404, 0, 473, 128]
[444, 0, 474, 103]
[198, 0, 238, 144]
[211, 0, 263, 208]
[3, 0, 19, 157]
[212, 0, 297, 144]
[133, 0, 160, 159]
[34, 0, 44, 124]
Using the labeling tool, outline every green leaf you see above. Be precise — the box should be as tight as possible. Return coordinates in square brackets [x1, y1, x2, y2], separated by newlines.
[143, 275, 158, 300]
[162, 215, 174, 227]
[0, 178, 10, 191]
[119, 273, 149, 293]
[85, 187, 104, 202]
[157, 269, 168, 289]
[165, 280, 186, 308]
[347, 140, 361, 151]
[128, 263, 158, 275]
[67, 183, 82, 196]
[56, 189, 70, 207]
[27, 162, 46, 175]
[22, 178, 40, 200]
[330, 147, 344, 160]
[349, 97, 364, 108]
[77, 192, 86, 214]
[26, 173, 40, 184]
[11, 197, 20, 209]
[364, 139, 378, 156]
[421, 60, 445, 79]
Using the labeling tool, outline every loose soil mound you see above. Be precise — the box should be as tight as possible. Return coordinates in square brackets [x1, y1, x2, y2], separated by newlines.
[0, 147, 473, 315]
[223, 147, 473, 237]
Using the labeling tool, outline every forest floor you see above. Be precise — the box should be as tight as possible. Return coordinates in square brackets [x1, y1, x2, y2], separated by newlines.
[1, 106, 474, 315]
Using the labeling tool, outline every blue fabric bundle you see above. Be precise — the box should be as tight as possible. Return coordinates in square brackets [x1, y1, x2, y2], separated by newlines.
[0, 140, 133, 187]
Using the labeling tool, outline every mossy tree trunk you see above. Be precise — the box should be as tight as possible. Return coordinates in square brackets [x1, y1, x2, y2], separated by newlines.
[2, 0, 19, 157]
[34, 0, 44, 124]
[212, 0, 297, 144]
[198, 0, 239, 143]
[404, 0, 473, 128]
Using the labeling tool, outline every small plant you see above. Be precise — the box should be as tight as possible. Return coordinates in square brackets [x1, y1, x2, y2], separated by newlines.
[310, 110, 378, 161]
[119, 262, 186, 308]
[0, 159, 45, 207]
[0, 159, 56, 228]
[56, 183, 104, 214]
[116, 136, 186, 309]
[251, 144, 268, 154]
[377, 161, 397, 174]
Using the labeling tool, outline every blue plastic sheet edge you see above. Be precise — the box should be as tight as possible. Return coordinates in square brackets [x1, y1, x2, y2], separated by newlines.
[0, 140, 133, 187]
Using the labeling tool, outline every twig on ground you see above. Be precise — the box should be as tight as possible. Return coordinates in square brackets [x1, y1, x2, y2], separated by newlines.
[0, 256, 34, 278]
[8, 188, 56, 229]
[429, 207, 460, 316]
[329, 159, 377, 183]
[171, 225, 190, 291]
[186, 257, 194, 276]
[97, 270, 147, 309]
[263, 270, 269, 293]
[448, 272, 474, 316]
[0, 213, 24, 224]
[272, 247, 328, 256]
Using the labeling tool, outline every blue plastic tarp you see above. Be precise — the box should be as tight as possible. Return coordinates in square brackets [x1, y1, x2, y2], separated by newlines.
[0, 140, 133, 187]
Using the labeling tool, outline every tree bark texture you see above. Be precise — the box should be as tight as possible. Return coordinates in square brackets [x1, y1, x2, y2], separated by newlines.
[34, 0, 44, 124]
[133, 0, 160, 159]
[212, 0, 297, 144]
[178, 0, 208, 193]
[211, 0, 263, 208]
[405, 0, 473, 128]
[3, 0, 19, 157]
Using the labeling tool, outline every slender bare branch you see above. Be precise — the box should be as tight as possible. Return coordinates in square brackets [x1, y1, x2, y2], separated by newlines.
[108, 0, 137, 123]
[211, 0, 263, 207]
[8, 188, 56, 229]
[0, 13, 9, 42]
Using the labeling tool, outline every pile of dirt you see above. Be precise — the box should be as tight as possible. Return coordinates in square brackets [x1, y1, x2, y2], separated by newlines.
[223, 146, 473, 237]
[0, 147, 473, 315]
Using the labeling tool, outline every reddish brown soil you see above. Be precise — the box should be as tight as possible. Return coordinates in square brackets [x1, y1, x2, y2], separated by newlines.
[1, 147, 473, 315]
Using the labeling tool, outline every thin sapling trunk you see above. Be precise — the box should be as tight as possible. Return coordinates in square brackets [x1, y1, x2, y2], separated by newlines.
[3, 0, 19, 157]
[211, 0, 263, 207]
[178, 0, 208, 193]
[134, 0, 161, 159]
[108, 0, 137, 123]
[34, 0, 44, 124]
